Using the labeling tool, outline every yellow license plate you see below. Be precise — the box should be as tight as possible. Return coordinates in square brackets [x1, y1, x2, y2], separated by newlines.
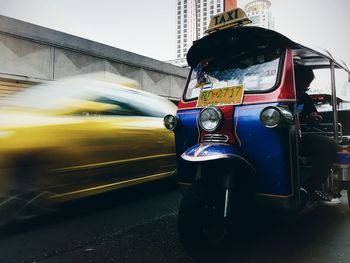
[196, 85, 244, 107]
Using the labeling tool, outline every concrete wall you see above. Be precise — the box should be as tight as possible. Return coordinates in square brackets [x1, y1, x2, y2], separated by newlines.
[0, 15, 189, 100]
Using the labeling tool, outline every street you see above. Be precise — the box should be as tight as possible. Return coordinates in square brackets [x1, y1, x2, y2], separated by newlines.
[1, 180, 350, 263]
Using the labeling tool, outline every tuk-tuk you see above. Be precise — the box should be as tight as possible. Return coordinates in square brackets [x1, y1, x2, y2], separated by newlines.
[163, 7, 350, 261]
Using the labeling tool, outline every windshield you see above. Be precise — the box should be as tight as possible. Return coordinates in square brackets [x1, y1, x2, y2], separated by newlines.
[185, 49, 282, 100]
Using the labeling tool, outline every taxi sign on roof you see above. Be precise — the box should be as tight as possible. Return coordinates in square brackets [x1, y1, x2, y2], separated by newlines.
[206, 8, 252, 34]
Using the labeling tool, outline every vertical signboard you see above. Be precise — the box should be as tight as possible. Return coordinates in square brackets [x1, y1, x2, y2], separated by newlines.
[224, 0, 237, 11]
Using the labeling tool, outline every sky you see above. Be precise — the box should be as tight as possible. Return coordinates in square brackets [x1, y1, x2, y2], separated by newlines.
[0, 0, 349, 67]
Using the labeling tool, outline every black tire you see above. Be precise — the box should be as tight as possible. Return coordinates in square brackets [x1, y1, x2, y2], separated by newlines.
[0, 159, 55, 226]
[178, 182, 236, 262]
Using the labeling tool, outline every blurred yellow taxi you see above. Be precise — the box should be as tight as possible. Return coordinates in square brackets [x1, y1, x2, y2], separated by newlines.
[0, 74, 177, 222]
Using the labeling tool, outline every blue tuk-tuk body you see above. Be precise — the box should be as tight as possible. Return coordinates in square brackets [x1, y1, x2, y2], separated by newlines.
[163, 7, 350, 261]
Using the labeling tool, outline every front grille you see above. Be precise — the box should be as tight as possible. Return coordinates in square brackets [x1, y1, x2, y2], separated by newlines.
[203, 134, 229, 143]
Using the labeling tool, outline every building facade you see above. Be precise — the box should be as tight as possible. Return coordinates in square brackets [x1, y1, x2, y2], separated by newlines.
[244, 0, 275, 30]
[174, 0, 236, 67]
[172, 0, 274, 67]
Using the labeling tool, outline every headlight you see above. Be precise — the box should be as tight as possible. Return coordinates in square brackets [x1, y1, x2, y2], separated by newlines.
[163, 114, 178, 131]
[199, 107, 223, 132]
[260, 106, 293, 128]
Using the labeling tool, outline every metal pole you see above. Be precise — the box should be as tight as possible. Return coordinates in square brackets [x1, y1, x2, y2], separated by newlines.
[330, 60, 339, 142]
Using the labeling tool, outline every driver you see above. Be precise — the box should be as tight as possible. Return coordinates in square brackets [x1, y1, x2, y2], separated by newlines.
[295, 65, 340, 204]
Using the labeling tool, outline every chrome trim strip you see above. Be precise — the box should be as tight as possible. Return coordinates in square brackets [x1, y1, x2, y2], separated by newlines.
[256, 192, 293, 198]
[54, 153, 176, 172]
[51, 171, 174, 199]
[203, 134, 229, 143]
[194, 144, 212, 157]
[181, 152, 256, 173]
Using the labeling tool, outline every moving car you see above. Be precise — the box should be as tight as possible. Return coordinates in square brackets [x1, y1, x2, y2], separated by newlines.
[0, 73, 177, 223]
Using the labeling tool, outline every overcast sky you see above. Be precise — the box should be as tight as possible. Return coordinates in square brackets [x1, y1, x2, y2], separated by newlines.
[0, 0, 349, 66]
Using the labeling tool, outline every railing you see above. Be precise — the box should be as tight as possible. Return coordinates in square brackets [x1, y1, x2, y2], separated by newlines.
[301, 123, 343, 143]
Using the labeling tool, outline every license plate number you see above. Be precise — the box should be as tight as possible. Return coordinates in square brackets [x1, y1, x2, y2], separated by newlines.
[197, 85, 244, 107]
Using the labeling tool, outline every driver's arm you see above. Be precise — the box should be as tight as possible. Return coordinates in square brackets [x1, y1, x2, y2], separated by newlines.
[303, 94, 322, 124]
[298, 92, 322, 124]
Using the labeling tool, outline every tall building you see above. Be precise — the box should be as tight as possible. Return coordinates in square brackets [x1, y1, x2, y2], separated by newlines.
[170, 0, 236, 67]
[244, 0, 275, 30]
[169, 0, 274, 67]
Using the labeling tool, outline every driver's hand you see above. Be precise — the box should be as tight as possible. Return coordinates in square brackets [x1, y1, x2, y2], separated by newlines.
[307, 112, 323, 124]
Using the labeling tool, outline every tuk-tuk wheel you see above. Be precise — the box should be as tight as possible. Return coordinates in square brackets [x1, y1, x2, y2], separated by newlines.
[178, 182, 239, 262]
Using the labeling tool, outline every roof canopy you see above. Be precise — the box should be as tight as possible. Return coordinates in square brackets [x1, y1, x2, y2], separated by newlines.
[187, 26, 350, 74]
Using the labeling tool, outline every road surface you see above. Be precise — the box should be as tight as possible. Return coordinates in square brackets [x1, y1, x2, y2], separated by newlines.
[0, 181, 349, 263]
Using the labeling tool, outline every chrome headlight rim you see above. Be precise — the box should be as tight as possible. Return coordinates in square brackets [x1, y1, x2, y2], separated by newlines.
[260, 106, 293, 129]
[260, 106, 281, 128]
[199, 106, 223, 132]
[163, 114, 178, 131]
